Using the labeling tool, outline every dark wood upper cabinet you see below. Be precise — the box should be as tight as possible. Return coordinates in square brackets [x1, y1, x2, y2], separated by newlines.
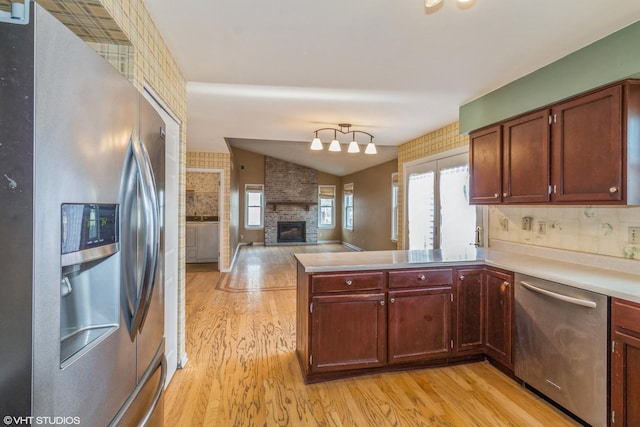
[469, 79, 640, 205]
[552, 85, 623, 202]
[502, 109, 551, 203]
[469, 125, 502, 204]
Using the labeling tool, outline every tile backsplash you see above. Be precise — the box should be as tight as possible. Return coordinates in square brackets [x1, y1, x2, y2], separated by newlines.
[186, 172, 219, 216]
[489, 205, 640, 260]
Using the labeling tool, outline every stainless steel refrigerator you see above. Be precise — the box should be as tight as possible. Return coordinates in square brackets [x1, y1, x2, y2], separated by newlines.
[0, 2, 166, 425]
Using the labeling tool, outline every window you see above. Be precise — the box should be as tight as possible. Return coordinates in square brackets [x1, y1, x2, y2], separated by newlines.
[245, 184, 264, 229]
[405, 149, 482, 252]
[391, 173, 399, 241]
[318, 185, 336, 228]
[343, 183, 354, 231]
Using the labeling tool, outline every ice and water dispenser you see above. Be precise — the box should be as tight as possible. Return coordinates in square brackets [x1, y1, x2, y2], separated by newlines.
[60, 204, 120, 367]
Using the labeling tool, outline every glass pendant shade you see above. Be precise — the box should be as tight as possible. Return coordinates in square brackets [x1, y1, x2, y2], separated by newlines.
[310, 137, 323, 150]
[328, 139, 341, 152]
[365, 141, 377, 154]
[347, 140, 360, 153]
[425, 0, 442, 7]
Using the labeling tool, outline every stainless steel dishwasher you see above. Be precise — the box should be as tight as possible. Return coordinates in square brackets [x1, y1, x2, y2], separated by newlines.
[514, 273, 608, 427]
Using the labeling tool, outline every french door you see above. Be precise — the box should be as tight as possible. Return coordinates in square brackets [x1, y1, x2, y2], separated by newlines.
[405, 149, 483, 252]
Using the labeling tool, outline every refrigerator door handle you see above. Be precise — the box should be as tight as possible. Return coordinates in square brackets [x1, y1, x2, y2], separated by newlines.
[108, 340, 167, 427]
[133, 135, 160, 332]
[138, 352, 167, 427]
[121, 134, 159, 338]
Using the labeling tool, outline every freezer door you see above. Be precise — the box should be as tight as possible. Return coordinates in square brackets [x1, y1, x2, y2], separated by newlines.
[110, 340, 166, 427]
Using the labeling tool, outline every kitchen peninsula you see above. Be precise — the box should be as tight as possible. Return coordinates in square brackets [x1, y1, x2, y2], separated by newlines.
[295, 242, 640, 425]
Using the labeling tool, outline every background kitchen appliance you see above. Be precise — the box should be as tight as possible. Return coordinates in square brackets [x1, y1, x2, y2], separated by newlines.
[0, 2, 166, 425]
[514, 273, 608, 427]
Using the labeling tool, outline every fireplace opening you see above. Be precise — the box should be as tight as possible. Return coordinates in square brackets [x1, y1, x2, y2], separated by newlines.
[277, 221, 306, 243]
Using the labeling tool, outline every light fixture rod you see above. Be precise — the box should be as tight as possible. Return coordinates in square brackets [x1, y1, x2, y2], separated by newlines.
[311, 127, 375, 140]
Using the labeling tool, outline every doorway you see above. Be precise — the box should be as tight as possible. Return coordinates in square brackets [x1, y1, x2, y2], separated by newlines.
[404, 147, 484, 252]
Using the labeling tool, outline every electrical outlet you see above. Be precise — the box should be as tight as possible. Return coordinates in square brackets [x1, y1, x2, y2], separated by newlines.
[537, 221, 546, 235]
[629, 227, 640, 244]
[500, 218, 509, 232]
[522, 216, 532, 231]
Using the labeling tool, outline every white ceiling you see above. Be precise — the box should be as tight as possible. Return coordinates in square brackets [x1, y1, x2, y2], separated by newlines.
[143, 0, 640, 176]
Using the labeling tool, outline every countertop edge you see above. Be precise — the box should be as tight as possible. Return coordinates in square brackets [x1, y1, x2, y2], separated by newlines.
[295, 249, 640, 304]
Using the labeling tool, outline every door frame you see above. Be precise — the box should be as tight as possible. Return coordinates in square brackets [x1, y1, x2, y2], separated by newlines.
[402, 146, 487, 250]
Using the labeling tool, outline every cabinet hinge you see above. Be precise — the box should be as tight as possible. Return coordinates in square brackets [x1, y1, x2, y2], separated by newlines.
[612, 410, 616, 424]
[450, 293, 454, 303]
[309, 355, 313, 366]
[548, 185, 552, 195]
[310, 303, 313, 313]
[612, 340, 616, 353]
[450, 340, 454, 349]
[548, 115, 553, 125]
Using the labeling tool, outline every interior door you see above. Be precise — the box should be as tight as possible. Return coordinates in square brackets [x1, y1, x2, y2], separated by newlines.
[405, 150, 483, 251]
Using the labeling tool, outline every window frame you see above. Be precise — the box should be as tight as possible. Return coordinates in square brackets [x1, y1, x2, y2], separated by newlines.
[391, 173, 399, 242]
[318, 185, 336, 229]
[343, 183, 354, 231]
[244, 184, 264, 229]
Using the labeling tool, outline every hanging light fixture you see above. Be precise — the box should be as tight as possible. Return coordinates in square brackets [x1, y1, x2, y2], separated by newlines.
[310, 123, 377, 155]
[425, 0, 475, 9]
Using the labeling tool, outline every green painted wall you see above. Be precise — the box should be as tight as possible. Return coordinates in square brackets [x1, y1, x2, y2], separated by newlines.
[459, 20, 640, 134]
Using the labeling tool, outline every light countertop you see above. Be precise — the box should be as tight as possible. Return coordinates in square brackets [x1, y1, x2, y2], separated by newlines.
[294, 241, 640, 303]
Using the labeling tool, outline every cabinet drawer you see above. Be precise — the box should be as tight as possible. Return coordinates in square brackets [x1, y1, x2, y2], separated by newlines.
[388, 268, 452, 289]
[311, 272, 384, 293]
[613, 298, 640, 335]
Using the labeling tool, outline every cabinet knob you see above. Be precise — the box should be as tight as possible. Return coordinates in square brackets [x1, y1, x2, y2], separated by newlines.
[609, 186, 619, 194]
[380, 300, 385, 306]
[417, 274, 425, 281]
[494, 193, 500, 198]
[503, 281, 510, 287]
[459, 275, 465, 281]
[390, 298, 396, 304]
[345, 280, 353, 286]
[503, 192, 508, 198]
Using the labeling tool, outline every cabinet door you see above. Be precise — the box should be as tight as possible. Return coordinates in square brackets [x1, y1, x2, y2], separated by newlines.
[469, 125, 502, 204]
[484, 268, 513, 368]
[502, 109, 551, 203]
[388, 287, 452, 364]
[454, 268, 484, 355]
[551, 85, 623, 202]
[310, 293, 386, 372]
[612, 298, 640, 426]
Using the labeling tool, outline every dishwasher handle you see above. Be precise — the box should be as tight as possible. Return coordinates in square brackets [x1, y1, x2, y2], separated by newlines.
[520, 280, 597, 309]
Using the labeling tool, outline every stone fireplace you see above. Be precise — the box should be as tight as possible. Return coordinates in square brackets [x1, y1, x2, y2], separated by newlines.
[264, 157, 318, 245]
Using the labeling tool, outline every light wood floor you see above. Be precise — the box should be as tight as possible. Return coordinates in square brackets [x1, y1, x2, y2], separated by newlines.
[164, 244, 580, 426]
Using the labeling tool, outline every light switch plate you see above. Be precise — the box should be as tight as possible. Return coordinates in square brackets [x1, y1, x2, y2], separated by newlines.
[629, 226, 640, 244]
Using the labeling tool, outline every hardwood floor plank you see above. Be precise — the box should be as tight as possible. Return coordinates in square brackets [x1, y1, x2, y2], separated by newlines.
[164, 244, 581, 426]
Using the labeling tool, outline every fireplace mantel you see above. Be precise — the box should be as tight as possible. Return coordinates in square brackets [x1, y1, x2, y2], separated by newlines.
[266, 201, 317, 211]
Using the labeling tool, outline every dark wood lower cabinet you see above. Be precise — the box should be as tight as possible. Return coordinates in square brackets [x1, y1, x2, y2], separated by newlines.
[611, 298, 640, 426]
[310, 293, 386, 372]
[454, 268, 484, 355]
[388, 287, 452, 364]
[483, 268, 513, 368]
[297, 265, 514, 383]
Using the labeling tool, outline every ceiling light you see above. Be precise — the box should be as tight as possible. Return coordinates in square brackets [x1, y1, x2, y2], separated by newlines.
[347, 134, 360, 153]
[425, 0, 476, 9]
[310, 123, 376, 155]
[310, 133, 323, 150]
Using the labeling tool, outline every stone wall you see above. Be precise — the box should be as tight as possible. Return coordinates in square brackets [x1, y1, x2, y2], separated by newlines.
[264, 157, 318, 245]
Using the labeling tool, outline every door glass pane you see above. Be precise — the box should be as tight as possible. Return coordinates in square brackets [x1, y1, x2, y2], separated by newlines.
[407, 171, 435, 250]
[440, 165, 475, 253]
